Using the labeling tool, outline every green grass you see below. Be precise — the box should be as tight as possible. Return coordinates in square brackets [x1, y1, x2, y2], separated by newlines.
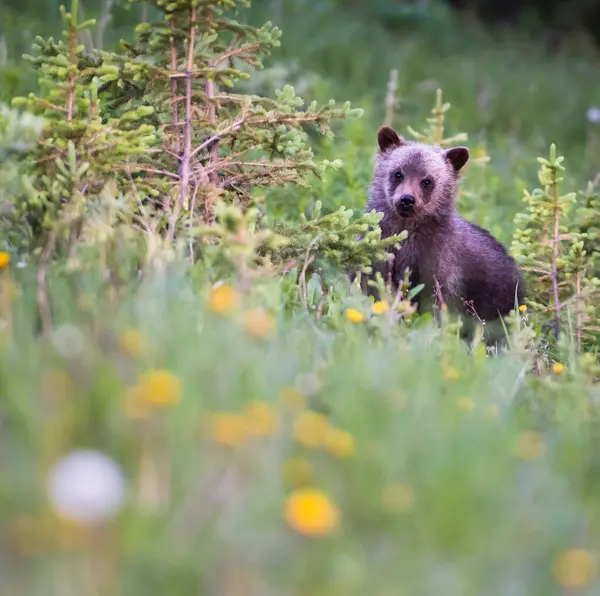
[3, 0, 600, 593]
[3, 263, 600, 595]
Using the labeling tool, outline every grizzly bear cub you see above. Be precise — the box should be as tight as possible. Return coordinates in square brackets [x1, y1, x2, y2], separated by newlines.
[363, 125, 524, 324]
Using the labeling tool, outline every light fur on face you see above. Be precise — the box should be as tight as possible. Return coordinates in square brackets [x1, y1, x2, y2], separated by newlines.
[368, 126, 469, 232]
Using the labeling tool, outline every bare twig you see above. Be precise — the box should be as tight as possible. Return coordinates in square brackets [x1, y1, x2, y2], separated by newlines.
[551, 167, 561, 339]
[178, 6, 197, 215]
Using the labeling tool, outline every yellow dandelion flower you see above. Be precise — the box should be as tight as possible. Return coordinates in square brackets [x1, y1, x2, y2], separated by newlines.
[283, 457, 313, 487]
[475, 147, 488, 159]
[208, 284, 239, 315]
[519, 304, 527, 313]
[515, 431, 545, 461]
[552, 363, 565, 374]
[381, 483, 415, 515]
[293, 410, 330, 448]
[242, 308, 275, 339]
[0, 252, 9, 270]
[324, 427, 355, 458]
[121, 327, 145, 358]
[345, 308, 364, 323]
[285, 488, 339, 536]
[208, 412, 248, 447]
[371, 301, 388, 315]
[278, 386, 307, 411]
[443, 366, 461, 380]
[485, 404, 499, 419]
[553, 549, 596, 589]
[244, 401, 278, 436]
[136, 369, 181, 407]
[457, 397, 475, 412]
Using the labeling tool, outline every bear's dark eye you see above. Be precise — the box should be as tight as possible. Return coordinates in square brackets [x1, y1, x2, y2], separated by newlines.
[421, 177, 433, 188]
[394, 170, 404, 181]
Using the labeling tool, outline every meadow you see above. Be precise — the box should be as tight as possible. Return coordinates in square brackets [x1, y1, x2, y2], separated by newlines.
[2, 0, 600, 594]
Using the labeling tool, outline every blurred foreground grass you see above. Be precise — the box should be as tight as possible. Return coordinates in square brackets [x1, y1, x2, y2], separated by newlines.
[2, 258, 600, 596]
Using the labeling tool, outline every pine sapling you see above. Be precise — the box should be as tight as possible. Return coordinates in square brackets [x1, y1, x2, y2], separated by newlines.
[511, 144, 578, 340]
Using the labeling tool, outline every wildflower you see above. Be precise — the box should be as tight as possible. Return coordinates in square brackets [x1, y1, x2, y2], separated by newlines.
[51, 324, 85, 359]
[296, 372, 322, 396]
[0, 252, 9, 269]
[515, 431, 545, 461]
[457, 397, 475, 412]
[553, 549, 596, 589]
[552, 363, 565, 375]
[285, 488, 339, 536]
[443, 365, 461, 381]
[121, 327, 145, 358]
[519, 304, 527, 313]
[242, 308, 275, 339]
[293, 410, 330, 448]
[47, 450, 126, 526]
[324, 427, 355, 458]
[371, 301, 388, 315]
[244, 401, 278, 436]
[283, 457, 313, 487]
[278, 386, 307, 411]
[136, 369, 181, 407]
[345, 308, 364, 323]
[208, 412, 248, 447]
[440, 303, 448, 312]
[485, 404, 499, 419]
[381, 483, 415, 514]
[208, 284, 239, 315]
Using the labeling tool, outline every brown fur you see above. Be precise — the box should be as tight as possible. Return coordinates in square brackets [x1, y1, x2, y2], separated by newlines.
[363, 125, 525, 323]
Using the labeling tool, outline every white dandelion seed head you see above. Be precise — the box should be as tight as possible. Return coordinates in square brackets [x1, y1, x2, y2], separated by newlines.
[295, 372, 322, 396]
[47, 450, 126, 525]
[51, 324, 85, 359]
[587, 107, 600, 124]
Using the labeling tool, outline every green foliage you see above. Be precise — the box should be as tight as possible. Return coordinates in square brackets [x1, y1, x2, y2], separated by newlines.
[103, 0, 362, 232]
[511, 145, 600, 354]
[0, 104, 44, 245]
[3, 1, 600, 592]
[1, 260, 599, 594]
[8, 0, 157, 253]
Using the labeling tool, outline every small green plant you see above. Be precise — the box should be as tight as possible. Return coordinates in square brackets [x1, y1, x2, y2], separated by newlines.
[511, 144, 600, 354]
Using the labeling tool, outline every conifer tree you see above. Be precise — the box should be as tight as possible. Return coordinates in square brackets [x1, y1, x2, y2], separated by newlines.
[510, 144, 600, 350]
[106, 0, 361, 238]
[11, 0, 157, 246]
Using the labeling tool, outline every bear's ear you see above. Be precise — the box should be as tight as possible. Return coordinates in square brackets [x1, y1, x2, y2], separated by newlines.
[444, 147, 469, 172]
[377, 126, 404, 152]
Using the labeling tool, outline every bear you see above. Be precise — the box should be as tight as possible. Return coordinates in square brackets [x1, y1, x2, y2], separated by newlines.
[361, 125, 525, 331]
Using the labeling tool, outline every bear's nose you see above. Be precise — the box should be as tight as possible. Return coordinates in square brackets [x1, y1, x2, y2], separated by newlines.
[396, 194, 415, 214]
